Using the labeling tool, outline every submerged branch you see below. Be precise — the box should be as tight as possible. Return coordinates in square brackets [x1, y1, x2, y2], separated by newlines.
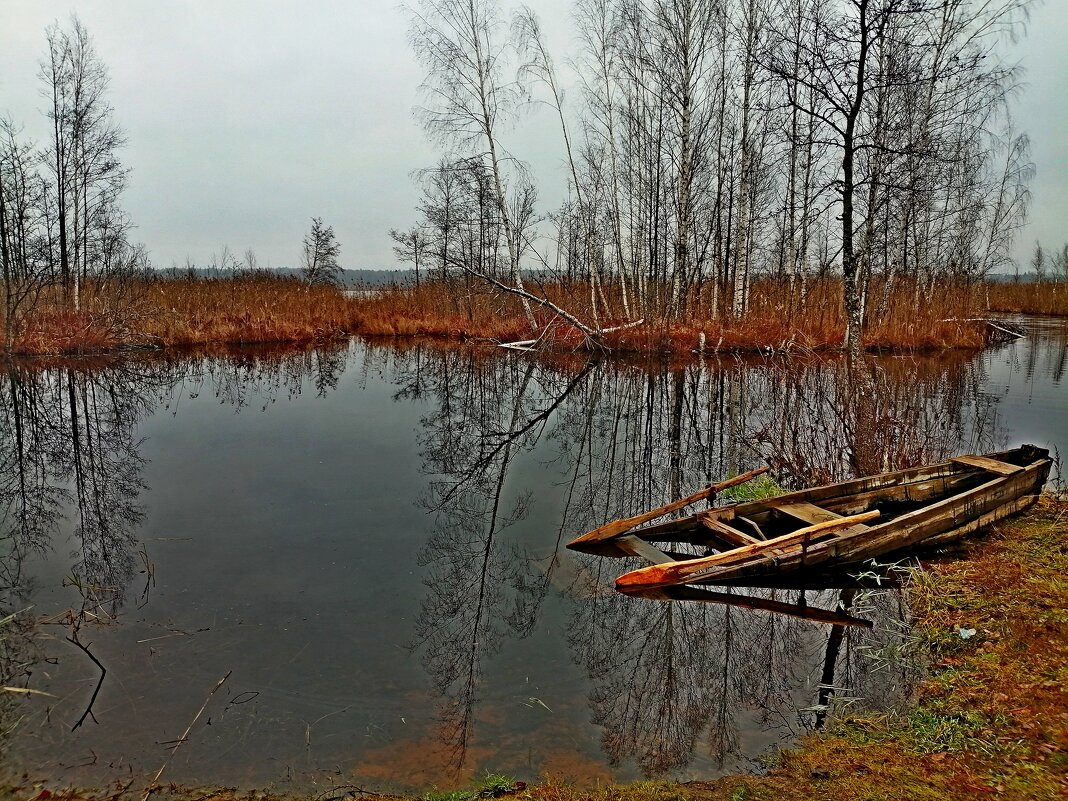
[66, 635, 106, 732]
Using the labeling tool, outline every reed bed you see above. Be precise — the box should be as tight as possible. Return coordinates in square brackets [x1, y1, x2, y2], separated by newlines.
[2, 272, 1060, 356]
[2, 275, 362, 354]
[348, 275, 995, 353]
[138, 274, 362, 345]
[984, 279, 1068, 317]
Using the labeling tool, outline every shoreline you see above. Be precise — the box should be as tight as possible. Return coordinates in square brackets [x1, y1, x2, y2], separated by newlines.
[3, 276, 1064, 359]
[6, 495, 1065, 801]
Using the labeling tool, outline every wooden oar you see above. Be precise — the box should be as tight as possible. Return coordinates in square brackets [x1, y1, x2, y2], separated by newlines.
[614, 510, 880, 591]
[567, 466, 770, 550]
[626, 585, 874, 629]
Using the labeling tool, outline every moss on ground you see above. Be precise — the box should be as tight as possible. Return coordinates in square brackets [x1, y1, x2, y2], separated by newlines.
[5, 498, 1066, 801]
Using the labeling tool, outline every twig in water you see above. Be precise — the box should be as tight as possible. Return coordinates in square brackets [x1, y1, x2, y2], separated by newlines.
[66, 635, 106, 731]
[137, 542, 156, 608]
[141, 670, 231, 801]
[313, 784, 393, 801]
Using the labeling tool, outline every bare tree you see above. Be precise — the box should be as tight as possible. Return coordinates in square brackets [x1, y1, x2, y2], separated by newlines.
[40, 15, 129, 311]
[1030, 241, 1046, 280]
[0, 119, 50, 351]
[390, 226, 431, 289]
[1054, 244, 1068, 282]
[399, 0, 1033, 352]
[764, 0, 1030, 355]
[300, 217, 342, 286]
[408, 0, 538, 329]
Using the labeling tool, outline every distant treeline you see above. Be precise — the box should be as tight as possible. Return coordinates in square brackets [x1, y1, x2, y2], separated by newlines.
[152, 267, 417, 289]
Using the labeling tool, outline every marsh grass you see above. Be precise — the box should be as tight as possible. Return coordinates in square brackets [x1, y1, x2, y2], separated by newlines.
[423, 773, 523, 801]
[715, 474, 785, 502]
[2, 273, 1028, 356]
[986, 280, 1068, 317]
[353, 276, 997, 354]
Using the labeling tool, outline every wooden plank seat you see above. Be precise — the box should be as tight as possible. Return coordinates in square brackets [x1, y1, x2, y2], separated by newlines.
[772, 501, 871, 556]
[950, 455, 1023, 476]
[616, 535, 674, 565]
[698, 515, 760, 547]
[776, 501, 848, 526]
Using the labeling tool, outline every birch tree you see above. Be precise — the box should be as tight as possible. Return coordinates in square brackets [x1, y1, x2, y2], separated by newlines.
[40, 15, 128, 311]
[408, 0, 538, 329]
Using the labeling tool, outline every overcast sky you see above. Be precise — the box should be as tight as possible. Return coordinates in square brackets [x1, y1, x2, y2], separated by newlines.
[1, 1, 1065, 270]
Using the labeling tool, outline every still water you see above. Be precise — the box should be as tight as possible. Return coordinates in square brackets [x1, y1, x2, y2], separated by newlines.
[1, 317, 1065, 794]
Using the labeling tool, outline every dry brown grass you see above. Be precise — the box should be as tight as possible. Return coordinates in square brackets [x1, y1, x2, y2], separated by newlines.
[350, 275, 994, 354]
[1, 275, 363, 355]
[138, 274, 361, 345]
[0, 273, 1034, 356]
[985, 280, 1068, 317]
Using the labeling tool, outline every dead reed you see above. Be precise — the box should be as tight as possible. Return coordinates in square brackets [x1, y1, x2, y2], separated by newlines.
[2, 274, 363, 354]
[984, 279, 1068, 317]
[3, 272, 1055, 356]
[348, 275, 995, 353]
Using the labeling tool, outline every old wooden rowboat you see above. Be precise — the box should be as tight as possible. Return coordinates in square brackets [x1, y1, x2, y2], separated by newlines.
[566, 445, 1051, 591]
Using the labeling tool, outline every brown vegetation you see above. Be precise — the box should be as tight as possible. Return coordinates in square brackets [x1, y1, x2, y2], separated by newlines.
[302, 274, 1003, 353]
[985, 280, 1068, 317]
[1, 275, 361, 354]
[2, 274, 1048, 356]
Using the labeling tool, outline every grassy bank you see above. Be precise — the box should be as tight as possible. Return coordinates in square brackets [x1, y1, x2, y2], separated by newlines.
[7, 496, 1065, 801]
[8, 273, 1052, 356]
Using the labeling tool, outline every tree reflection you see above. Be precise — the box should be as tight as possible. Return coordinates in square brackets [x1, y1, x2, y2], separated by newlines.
[0, 336, 1022, 781]
[0, 345, 352, 750]
[749, 355, 1001, 484]
[405, 345, 1005, 779]
[407, 351, 592, 775]
[569, 579, 916, 775]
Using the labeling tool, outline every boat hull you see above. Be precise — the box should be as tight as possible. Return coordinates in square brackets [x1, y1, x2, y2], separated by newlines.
[568, 445, 1052, 590]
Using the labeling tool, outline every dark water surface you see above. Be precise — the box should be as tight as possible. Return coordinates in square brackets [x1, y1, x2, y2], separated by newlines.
[1, 317, 1065, 794]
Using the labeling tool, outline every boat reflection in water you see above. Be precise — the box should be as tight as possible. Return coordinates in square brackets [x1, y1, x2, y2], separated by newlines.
[563, 564, 916, 777]
[627, 581, 881, 731]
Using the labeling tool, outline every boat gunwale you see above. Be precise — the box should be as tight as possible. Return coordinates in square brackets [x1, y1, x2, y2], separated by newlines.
[612, 451, 1051, 590]
[574, 446, 1047, 554]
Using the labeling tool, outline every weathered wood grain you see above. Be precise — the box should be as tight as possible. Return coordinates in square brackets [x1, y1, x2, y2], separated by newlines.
[950, 455, 1023, 476]
[614, 511, 881, 590]
[567, 466, 769, 550]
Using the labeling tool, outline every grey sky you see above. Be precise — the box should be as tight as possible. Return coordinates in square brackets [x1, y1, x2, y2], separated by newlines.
[1, 0, 1064, 270]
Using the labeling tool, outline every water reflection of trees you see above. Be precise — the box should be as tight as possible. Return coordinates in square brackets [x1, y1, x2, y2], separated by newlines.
[750, 356, 1002, 483]
[0, 345, 352, 751]
[405, 352, 592, 773]
[568, 582, 916, 775]
[559, 355, 998, 776]
[0, 340, 1015, 778]
[0, 347, 353, 607]
[404, 347, 1003, 778]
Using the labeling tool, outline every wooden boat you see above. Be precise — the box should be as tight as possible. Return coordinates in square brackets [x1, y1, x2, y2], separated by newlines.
[566, 445, 1051, 592]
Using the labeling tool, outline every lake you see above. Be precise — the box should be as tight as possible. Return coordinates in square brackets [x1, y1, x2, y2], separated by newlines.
[1, 316, 1065, 795]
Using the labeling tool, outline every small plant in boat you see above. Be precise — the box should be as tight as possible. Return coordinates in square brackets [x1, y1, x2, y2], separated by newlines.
[716, 473, 784, 502]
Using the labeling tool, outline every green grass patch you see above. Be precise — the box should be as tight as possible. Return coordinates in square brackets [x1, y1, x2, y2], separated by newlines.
[423, 773, 522, 801]
[716, 474, 784, 502]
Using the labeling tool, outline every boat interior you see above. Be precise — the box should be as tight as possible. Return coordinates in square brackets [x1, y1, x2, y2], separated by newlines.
[616, 445, 1049, 560]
